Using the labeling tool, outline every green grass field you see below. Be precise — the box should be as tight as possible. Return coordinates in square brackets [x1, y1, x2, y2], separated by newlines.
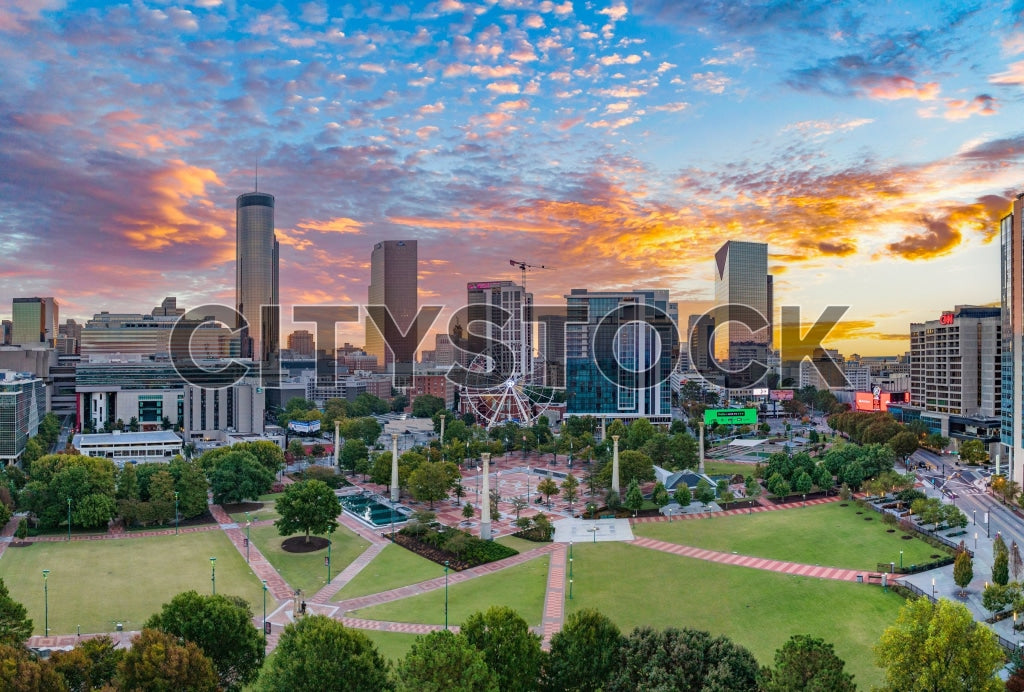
[248, 524, 369, 596]
[334, 544, 445, 601]
[350, 555, 549, 627]
[496, 535, 545, 554]
[634, 502, 940, 571]
[359, 630, 422, 664]
[228, 493, 283, 523]
[567, 542, 899, 689]
[0, 532, 265, 636]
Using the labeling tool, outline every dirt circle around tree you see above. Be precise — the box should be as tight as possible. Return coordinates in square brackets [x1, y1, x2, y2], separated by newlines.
[9, 541, 32, 548]
[282, 536, 330, 553]
[222, 502, 266, 514]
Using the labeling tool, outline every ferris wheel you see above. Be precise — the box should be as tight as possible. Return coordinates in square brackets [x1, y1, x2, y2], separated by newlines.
[460, 348, 555, 429]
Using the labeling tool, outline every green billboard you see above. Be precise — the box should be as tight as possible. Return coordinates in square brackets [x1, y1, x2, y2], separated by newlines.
[704, 408, 757, 425]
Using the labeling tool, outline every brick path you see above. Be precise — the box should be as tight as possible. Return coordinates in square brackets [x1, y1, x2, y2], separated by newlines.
[26, 630, 140, 650]
[540, 543, 567, 649]
[629, 495, 839, 524]
[630, 536, 872, 582]
[311, 540, 389, 604]
[0, 513, 23, 560]
[335, 543, 559, 614]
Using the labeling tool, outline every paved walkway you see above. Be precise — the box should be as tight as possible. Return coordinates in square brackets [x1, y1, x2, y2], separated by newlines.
[630, 495, 839, 524]
[540, 543, 567, 649]
[312, 540, 389, 604]
[630, 536, 871, 582]
[0, 512, 23, 560]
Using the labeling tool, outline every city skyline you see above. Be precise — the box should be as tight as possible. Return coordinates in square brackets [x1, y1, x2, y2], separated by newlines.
[2, 1, 1021, 355]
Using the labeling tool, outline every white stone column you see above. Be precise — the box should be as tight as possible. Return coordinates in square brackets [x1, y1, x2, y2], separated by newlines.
[698, 422, 705, 474]
[333, 420, 341, 469]
[480, 452, 492, 540]
[390, 433, 400, 504]
[612, 435, 620, 494]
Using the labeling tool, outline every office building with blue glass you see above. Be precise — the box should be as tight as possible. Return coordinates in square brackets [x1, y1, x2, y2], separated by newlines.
[564, 289, 677, 425]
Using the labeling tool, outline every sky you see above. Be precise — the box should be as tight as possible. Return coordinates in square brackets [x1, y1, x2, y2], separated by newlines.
[2, 0, 1023, 357]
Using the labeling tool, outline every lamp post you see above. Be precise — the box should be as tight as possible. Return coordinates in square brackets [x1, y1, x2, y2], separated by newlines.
[262, 580, 268, 654]
[67, 498, 71, 541]
[245, 512, 251, 564]
[527, 466, 532, 504]
[210, 556, 217, 595]
[975, 532, 979, 550]
[899, 550, 903, 570]
[569, 440, 573, 468]
[174, 491, 179, 535]
[932, 577, 937, 600]
[569, 540, 573, 601]
[439, 414, 446, 462]
[444, 560, 450, 630]
[42, 569, 49, 636]
[326, 532, 333, 584]
[505, 437, 509, 463]
[973, 509, 977, 525]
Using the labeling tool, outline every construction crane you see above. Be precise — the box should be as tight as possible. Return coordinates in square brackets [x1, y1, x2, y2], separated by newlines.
[509, 259, 553, 290]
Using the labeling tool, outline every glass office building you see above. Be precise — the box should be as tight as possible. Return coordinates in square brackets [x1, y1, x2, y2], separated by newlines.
[236, 192, 279, 362]
[0, 372, 45, 464]
[713, 241, 772, 388]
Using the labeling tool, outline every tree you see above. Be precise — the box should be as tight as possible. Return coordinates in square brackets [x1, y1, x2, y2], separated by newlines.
[340, 439, 368, 474]
[118, 628, 218, 692]
[0, 643, 67, 691]
[561, 474, 580, 512]
[605, 489, 621, 511]
[695, 477, 715, 507]
[745, 476, 761, 501]
[762, 633, 855, 692]
[673, 484, 691, 508]
[396, 629, 497, 692]
[537, 478, 559, 508]
[274, 480, 340, 544]
[625, 478, 644, 517]
[408, 462, 451, 509]
[958, 439, 987, 464]
[953, 549, 974, 595]
[792, 470, 813, 494]
[510, 497, 527, 521]
[148, 470, 176, 525]
[412, 395, 445, 418]
[994, 549, 1010, 586]
[541, 609, 624, 692]
[21, 438, 44, 467]
[171, 459, 209, 519]
[462, 502, 475, 520]
[209, 451, 276, 505]
[73, 493, 116, 529]
[287, 439, 307, 463]
[597, 450, 655, 488]
[982, 583, 1015, 616]
[145, 590, 265, 690]
[50, 635, 123, 691]
[888, 430, 919, 461]
[651, 481, 669, 510]
[607, 626, 760, 691]
[0, 578, 32, 646]
[256, 615, 390, 691]
[874, 597, 1004, 692]
[461, 606, 542, 692]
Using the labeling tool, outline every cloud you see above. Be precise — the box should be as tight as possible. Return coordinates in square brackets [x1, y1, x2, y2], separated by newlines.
[295, 217, 364, 234]
[865, 76, 939, 101]
[885, 218, 961, 260]
[691, 72, 731, 94]
[783, 117, 874, 138]
[990, 59, 1024, 84]
[600, 53, 642, 66]
[651, 102, 689, 112]
[486, 81, 521, 93]
[925, 94, 998, 121]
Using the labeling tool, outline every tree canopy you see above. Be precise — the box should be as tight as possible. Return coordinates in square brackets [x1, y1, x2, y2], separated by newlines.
[274, 479, 341, 543]
[461, 606, 543, 692]
[541, 609, 623, 692]
[395, 629, 497, 692]
[208, 450, 276, 505]
[118, 628, 219, 692]
[762, 634, 855, 692]
[0, 578, 32, 647]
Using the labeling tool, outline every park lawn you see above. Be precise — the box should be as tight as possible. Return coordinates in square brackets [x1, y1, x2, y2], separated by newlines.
[350, 554, 549, 627]
[0, 531, 264, 636]
[359, 630, 421, 664]
[496, 535, 543, 554]
[567, 542, 900, 690]
[248, 524, 369, 596]
[229, 493, 283, 523]
[703, 460, 761, 477]
[633, 502, 939, 571]
[333, 544, 445, 601]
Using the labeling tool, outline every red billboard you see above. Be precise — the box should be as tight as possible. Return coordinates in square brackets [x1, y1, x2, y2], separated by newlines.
[770, 390, 794, 401]
[853, 391, 906, 412]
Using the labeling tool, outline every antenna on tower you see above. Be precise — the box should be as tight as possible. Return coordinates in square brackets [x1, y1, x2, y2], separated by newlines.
[255, 158, 259, 192]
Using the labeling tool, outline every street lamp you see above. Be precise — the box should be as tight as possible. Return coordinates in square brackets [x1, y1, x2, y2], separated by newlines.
[262, 580, 268, 654]
[975, 532, 979, 550]
[444, 560, 450, 630]
[245, 511, 251, 563]
[527, 466, 532, 503]
[973, 509, 977, 525]
[326, 532, 333, 584]
[505, 438, 509, 463]
[42, 569, 49, 636]
[210, 557, 217, 595]
[932, 577, 937, 600]
[174, 491, 179, 535]
[899, 550, 903, 570]
[66, 498, 71, 541]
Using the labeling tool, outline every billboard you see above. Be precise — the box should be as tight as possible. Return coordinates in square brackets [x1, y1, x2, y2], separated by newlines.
[704, 408, 758, 425]
[752, 388, 769, 396]
[770, 390, 794, 401]
[288, 420, 321, 434]
[853, 391, 906, 412]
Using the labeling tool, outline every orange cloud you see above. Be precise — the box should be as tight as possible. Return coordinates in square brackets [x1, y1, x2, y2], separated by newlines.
[866, 76, 939, 101]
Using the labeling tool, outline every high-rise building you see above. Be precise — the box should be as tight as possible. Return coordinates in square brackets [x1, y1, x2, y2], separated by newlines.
[287, 329, 315, 357]
[12, 297, 59, 347]
[236, 191, 279, 362]
[433, 333, 455, 367]
[564, 289, 676, 424]
[1003, 199, 1023, 483]
[366, 240, 417, 384]
[713, 241, 772, 387]
[466, 281, 533, 384]
[0, 370, 45, 464]
[81, 300, 232, 359]
[686, 313, 714, 374]
[1, 320, 11, 345]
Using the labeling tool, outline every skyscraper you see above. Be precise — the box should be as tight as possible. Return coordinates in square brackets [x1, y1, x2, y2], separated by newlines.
[713, 241, 772, 388]
[366, 240, 417, 384]
[466, 280, 533, 384]
[236, 191, 279, 362]
[1001, 197, 1023, 484]
[564, 288, 676, 424]
[11, 297, 58, 347]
